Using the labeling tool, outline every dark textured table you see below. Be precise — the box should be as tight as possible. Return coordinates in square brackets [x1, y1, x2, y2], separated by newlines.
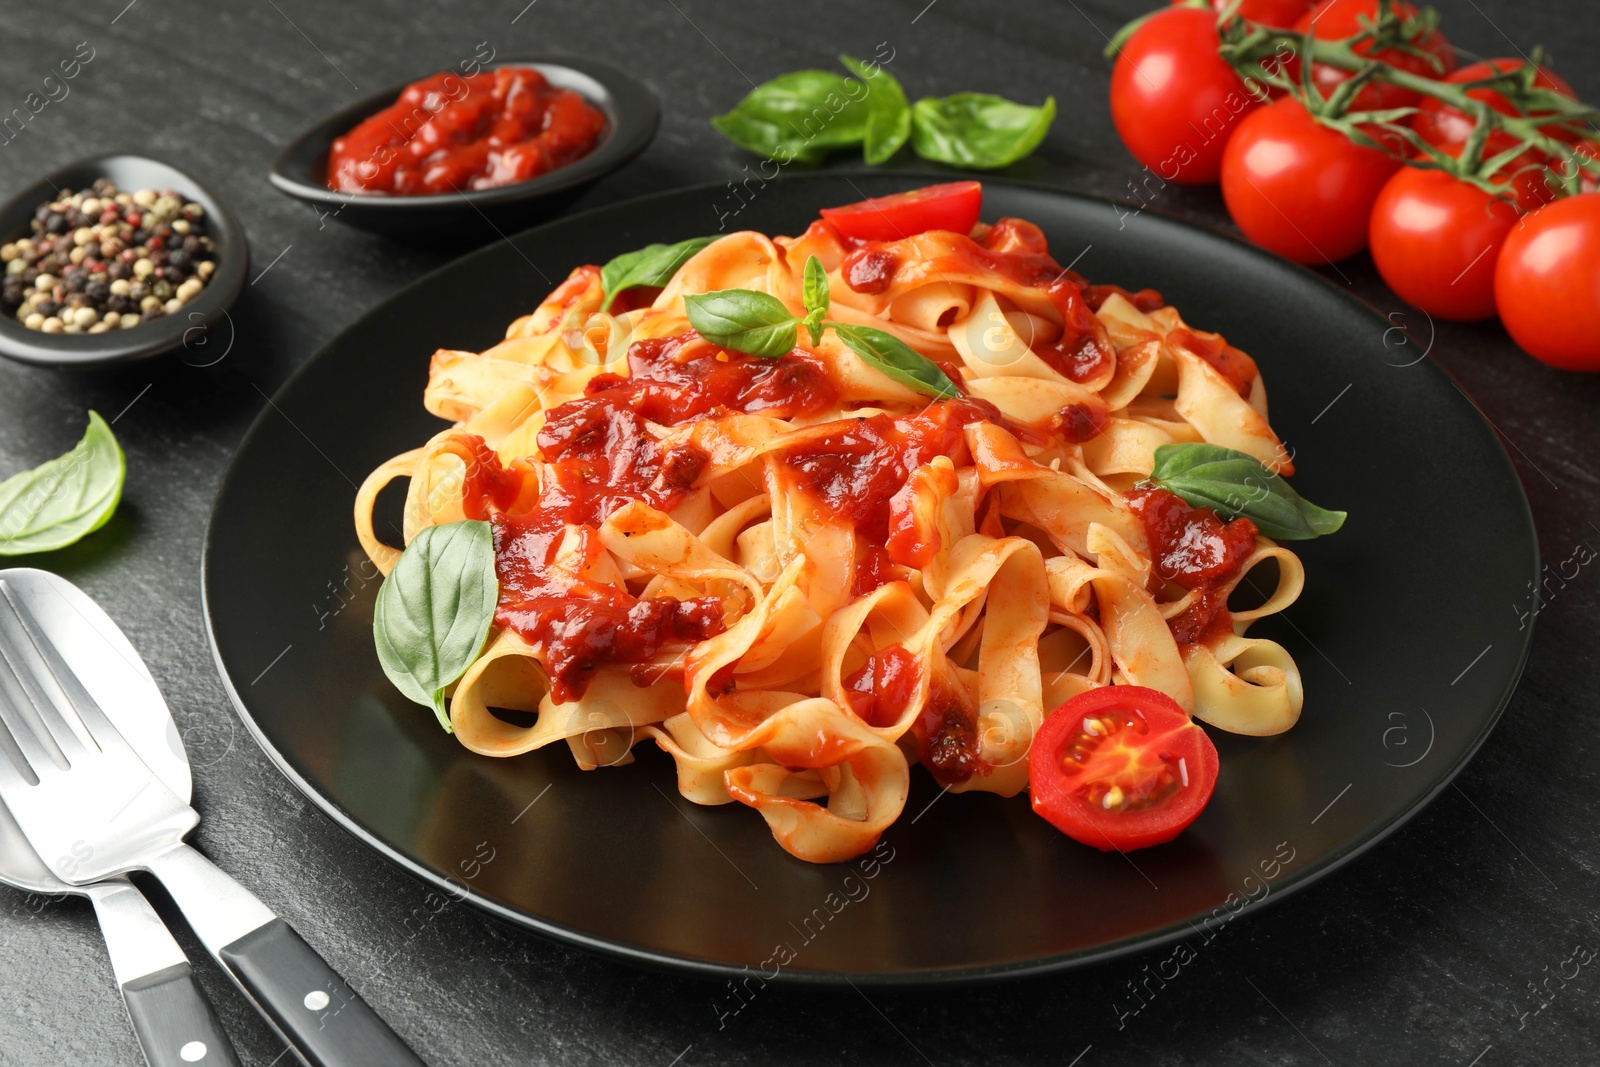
[1, 2, 1597, 1064]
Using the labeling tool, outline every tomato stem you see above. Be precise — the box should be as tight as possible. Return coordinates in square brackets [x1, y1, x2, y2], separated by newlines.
[1201, 6, 1600, 197]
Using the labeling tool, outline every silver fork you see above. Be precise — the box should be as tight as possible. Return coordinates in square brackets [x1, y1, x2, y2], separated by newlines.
[0, 583, 426, 1067]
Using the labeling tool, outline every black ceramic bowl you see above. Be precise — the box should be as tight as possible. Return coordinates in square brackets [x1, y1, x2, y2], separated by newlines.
[268, 57, 660, 242]
[0, 154, 247, 369]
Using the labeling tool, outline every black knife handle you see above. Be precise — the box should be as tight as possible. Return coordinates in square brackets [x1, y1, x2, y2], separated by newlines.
[218, 919, 425, 1067]
[122, 962, 244, 1067]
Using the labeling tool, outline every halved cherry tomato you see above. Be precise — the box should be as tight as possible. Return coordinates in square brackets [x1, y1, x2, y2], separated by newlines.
[1171, 0, 1314, 28]
[1111, 6, 1263, 185]
[1494, 193, 1600, 371]
[1029, 686, 1219, 851]
[1220, 98, 1402, 263]
[819, 181, 983, 242]
[1369, 165, 1520, 321]
[1292, 0, 1455, 112]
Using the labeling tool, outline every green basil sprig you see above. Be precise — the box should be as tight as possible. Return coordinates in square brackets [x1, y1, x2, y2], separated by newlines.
[684, 256, 959, 400]
[712, 68, 879, 165]
[1145, 444, 1346, 541]
[830, 323, 959, 399]
[911, 93, 1057, 170]
[684, 288, 799, 358]
[840, 55, 911, 165]
[600, 235, 717, 311]
[712, 56, 1051, 169]
[801, 255, 829, 345]
[373, 519, 499, 731]
[0, 410, 124, 556]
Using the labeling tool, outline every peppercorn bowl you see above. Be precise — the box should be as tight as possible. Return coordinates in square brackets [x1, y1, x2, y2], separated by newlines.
[0, 154, 247, 369]
[267, 56, 659, 242]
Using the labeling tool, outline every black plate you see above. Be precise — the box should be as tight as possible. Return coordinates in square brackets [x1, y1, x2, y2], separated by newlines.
[268, 57, 659, 242]
[0, 154, 247, 369]
[203, 174, 1538, 985]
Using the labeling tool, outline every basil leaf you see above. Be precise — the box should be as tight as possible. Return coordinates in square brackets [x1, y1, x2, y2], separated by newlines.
[685, 289, 798, 358]
[1147, 444, 1346, 541]
[802, 255, 830, 345]
[910, 92, 1056, 169]
[840, 55, 911, 164]
[373, 519, 499, 732]
[829, 323, 961, 400]
[0, 410, 124, 556]
[711, 70, 874, 164]
[600, 235, 717, 311]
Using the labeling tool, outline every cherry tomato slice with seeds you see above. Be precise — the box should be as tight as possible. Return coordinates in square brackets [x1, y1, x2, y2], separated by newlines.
[819, 181, 983, 242]
[1029, 686, 1219, 851]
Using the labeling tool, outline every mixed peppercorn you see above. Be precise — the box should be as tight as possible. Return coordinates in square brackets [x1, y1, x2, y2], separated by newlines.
[1, 179, 217, 334]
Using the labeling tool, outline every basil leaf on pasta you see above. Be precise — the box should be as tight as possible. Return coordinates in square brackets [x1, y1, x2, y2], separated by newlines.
[373, 519, 499, 732]
[0, 410, 124, 556]
[686, 289, 799, 358]
[801, 255, 830, 345]
[840, 55, 911, 164]
[711, 70, 873, 164]
[600, 236, 717, 311]
[910, 92, 1057, 169]
[829, 323, 961, 400]
[1148, 444, 1346, 541]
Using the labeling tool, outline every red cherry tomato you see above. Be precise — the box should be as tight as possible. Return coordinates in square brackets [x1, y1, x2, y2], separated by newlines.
[1494, 194, 1600, 371]
[1111, 7, 1263, 184]
[1220, 98, 1402, 263]
[1168, 0, 1315, 28]
[1413, 59, 1577, 149]
[1369, 166, 1520, 321]
[1410, 60, 1579, 213]
[1029, 686, 1218, 851]
[1292, 0, 1456, 111]
[818, 181, 983, 242]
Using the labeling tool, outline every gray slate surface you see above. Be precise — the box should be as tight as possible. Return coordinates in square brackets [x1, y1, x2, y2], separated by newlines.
[1, 1, 1597, 1064]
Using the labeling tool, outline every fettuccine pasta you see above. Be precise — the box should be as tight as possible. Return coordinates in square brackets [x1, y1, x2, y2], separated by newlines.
[357, 187, 1313, 863]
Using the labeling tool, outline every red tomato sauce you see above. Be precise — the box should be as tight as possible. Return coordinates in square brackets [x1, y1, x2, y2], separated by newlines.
[582, 333, 839, 425]
[1165, 326, 1259, 397]
[842, 644, 921, 728]
[776, 399, 992, 557]
[913, 672, 985, 785]
[1125, 486, 1259, 647]
[327, 67, 605, 195]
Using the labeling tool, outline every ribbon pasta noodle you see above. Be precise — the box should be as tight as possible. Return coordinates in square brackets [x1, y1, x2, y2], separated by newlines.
[356, 199, 1315, 863]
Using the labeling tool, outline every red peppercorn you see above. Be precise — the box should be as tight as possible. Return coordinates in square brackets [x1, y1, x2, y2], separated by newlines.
[148, 237, 164, 250]
[88, 261, 106, 272]
[99, 209, 118, 225]
[126, 212, 140, 227]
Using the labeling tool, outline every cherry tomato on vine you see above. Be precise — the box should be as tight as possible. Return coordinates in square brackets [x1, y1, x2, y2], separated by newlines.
[1029, 686, 1218, 851]
[1410, 60, 1579, 212]
[1494, 194, 1600, 371]
[1292, 0, 1456, 111]
[819, 182, 983, 241]
[1168, 0, 1315, 28]
[1412, 59, 1577, 150]
[1111, 6, 1263, 184]
[1220, 98, 1401, 263]
[1369, 166, 1519, 321]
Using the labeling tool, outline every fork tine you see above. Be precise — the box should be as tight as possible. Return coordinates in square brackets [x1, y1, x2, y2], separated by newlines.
[0, 581, 135, 763]
[0, 581, 97, 764]
[0, 652, 56, 782]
